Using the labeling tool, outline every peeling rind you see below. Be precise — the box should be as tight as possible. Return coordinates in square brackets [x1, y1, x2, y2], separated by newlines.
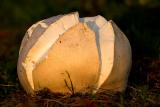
[99, 20, 132, 92]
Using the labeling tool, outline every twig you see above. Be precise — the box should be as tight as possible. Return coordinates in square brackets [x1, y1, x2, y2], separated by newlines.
[41, 98, 81, 106]
[40, 99, 84, 107]
[64, 71, 75, 95]
[64, 79, 73, 94]
[93, 87, 115, 96]
[127, 85, 141, 92]
[0, 84, 15, 87]
[41, 98, 66, 106]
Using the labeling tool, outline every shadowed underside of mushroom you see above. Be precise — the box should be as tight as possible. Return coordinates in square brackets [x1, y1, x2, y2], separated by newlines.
[17, 12, 131, 94]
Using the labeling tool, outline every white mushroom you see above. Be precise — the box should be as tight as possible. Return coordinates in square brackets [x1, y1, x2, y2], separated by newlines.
[17, 12, 131, 94]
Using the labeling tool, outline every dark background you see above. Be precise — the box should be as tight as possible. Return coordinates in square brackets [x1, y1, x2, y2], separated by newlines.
[0, 0, 160, 106]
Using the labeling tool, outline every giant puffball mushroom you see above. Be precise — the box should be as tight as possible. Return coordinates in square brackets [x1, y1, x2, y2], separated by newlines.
[17, 12, 132, 94]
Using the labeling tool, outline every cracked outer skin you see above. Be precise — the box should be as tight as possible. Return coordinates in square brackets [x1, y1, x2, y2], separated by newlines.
[99, 21, 132, 92]
[33, 23, 100, 93]
[17, 13, 131, 94]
